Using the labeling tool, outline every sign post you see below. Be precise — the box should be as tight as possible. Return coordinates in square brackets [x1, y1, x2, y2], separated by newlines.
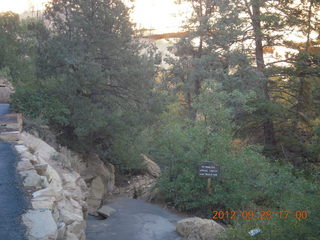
[207, 178, 212, 194]
[198, 162, 219, 194]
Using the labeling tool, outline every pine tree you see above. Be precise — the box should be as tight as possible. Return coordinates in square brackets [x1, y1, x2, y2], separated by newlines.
[28, 0, 158, 154]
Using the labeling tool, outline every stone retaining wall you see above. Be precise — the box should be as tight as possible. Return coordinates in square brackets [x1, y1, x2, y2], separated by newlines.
[16, 132, 88, 240]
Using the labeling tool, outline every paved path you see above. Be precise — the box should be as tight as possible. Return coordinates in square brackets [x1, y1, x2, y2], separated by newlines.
[0, 104, 27, 239]
[86, 197, 182, 240]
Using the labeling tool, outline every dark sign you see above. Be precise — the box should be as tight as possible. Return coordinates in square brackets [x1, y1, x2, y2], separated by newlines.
[198, 162, 219, 178]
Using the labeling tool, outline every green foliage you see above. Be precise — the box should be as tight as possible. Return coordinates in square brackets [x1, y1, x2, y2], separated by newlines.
[0, 12, 37, 83]
[10, 0, 163, 173]
[11, 82, 70, 126]
[218, 182, 320, 240]
[147, 81, 319, 238]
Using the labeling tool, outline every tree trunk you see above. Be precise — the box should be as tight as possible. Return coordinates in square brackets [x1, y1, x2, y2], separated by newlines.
[251, 0, 277, 146]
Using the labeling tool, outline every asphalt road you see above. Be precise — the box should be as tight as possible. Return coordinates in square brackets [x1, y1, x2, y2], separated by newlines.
[0, 104, 28, 239]
[86, 197, 182, 240]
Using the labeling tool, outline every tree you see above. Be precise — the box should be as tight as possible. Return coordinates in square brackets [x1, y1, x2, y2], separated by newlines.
[13, 0, 160, 169]
[166, 0, 261, 120]
[0, 12, 36, 83]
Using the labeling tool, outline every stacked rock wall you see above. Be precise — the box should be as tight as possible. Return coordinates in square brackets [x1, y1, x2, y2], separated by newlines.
[16, 132, 88, 240]
[57, 147, 115, 215]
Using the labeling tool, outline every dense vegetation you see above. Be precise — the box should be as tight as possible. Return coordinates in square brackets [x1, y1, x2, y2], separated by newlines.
[0, 0, 319, 239]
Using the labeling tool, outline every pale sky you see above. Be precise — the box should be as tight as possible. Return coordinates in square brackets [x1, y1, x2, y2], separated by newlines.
[0, 0, 47, 14]
[0, 0, 190, 33]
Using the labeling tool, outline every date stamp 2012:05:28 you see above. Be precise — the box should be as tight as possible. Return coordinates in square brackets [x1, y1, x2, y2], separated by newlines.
[211, 210, 308, 220]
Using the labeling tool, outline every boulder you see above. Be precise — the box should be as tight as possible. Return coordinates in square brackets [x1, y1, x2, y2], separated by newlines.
[176, 217, 224, 240]
[34, 163, 48, 175]
[17, 159, 34, 172]
[22, 170, 43, 189]
[0, 86, 11, 103]
[141, 154, 161, 178]
[31, 196, 56, 210]
[81, 154, 115, 214]
[66, 220, 86, 237]
[22, 209, 58, 240]
[0, 78, 14, 103]
[97, 205, 116, 218]
[0, 114, 22, 141]
[57, 222, 66, 240]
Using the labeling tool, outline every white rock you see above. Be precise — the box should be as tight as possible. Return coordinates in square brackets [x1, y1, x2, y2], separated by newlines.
[40, 176, 49, 188]
[15, 144, 29, 152]
[17, 160, 34, 172]
[20, 132, 56, 161]
[31, 196, 56, 210]
[66, 220, 85, 236]
[34, 163, 48, 175]
[33, 188, 56, 198]
[19, 151, 36, 161]
[23, 171, 43, 189]
[141, 154, 161, 178]
[97, 205, 117, 218]
[58, 208, 83, 225]
[57, 222, 66, 240]
[22, 209, 58, 240]
[17, 134, 88, 240]
[64, 232, 78, 240]
[176, 217, 224, 240]
[80, 154, 115, 213]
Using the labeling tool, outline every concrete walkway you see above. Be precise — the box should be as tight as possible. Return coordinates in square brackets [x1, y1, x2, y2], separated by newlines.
[86, 197, 182, 240]
[0, 104, 28, 239]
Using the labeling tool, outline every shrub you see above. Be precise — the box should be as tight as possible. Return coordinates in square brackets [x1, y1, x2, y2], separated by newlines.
[11, 82, 70, 126]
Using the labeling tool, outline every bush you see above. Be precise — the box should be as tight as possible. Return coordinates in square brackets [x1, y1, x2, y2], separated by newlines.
[147, 81, 319, 238]
[11, 82, 70, 126]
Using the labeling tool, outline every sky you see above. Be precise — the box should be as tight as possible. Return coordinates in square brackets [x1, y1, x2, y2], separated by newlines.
[0, 0, 190, 34]
[0, 0, 47, 14]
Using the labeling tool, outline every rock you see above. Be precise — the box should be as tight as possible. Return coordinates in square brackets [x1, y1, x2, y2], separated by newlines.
[64, 232, 78, 240]
[0, 86, 11, 103]
[15, 144, 28, 152]
[89, 176, 104, 199]
[123, 174, 157, 200]
[86, 176, 104, 214]
[17, 151, 34, 160]
[23, 171, 43, 189]
[0, 131, 20, 141]
[32, 188, 59, 207]
[66, 220, 86, 237]
[34, 163, 48, 175]
[97, 205, 116, 218]
[17, 159, 34, 172]
[0, 114, 22, 141]
[61, 172, 87, 203]
[22, 209, 58, 240]
[20, 132, 56, 162]
[176, 217, 224, 240]
[57, 222, 66, 240]
[16, 135, 88, 240]
[58, 208, 83, 225]
[31, 196, 56, 210]
[0, 78, 14, 103]
[40, 176, 49, 188]
[57, 198, 84, 225]
[81, 154, 115, 214]
[141, 154, 161, 178]
[33, 187, 59, 199]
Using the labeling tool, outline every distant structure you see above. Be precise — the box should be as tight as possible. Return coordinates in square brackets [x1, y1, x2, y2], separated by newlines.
[141, 31, 189, 40]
